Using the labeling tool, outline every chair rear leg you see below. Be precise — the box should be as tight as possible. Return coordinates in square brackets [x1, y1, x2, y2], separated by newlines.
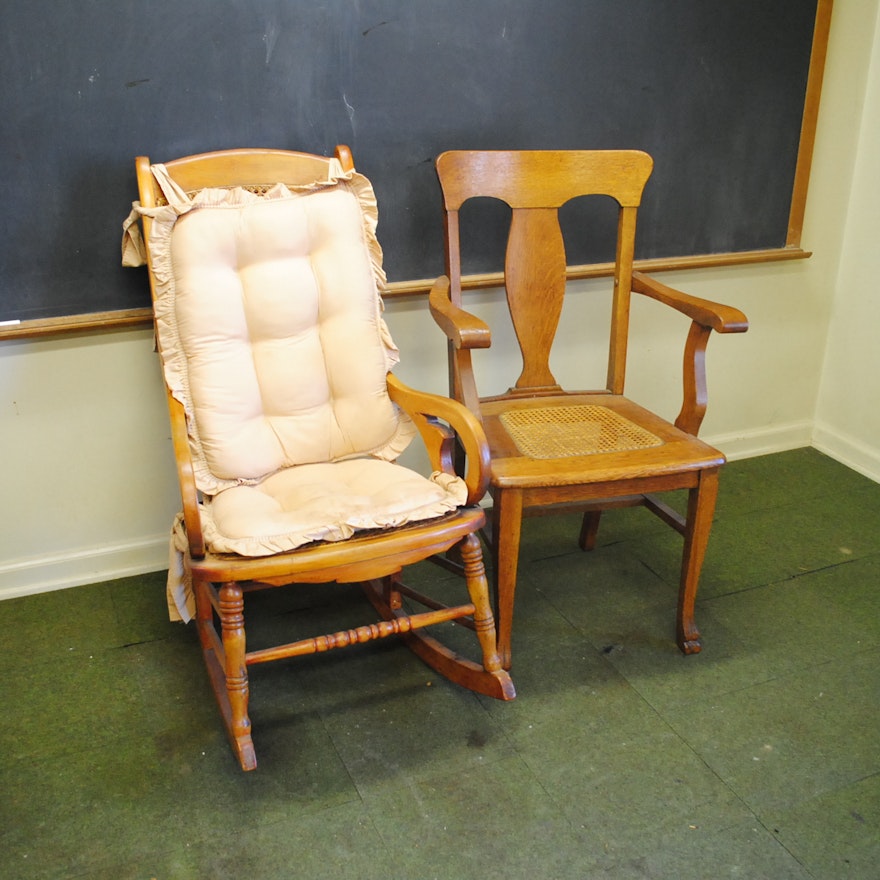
[677, 468, 720, 654]
[578, 510, 602, 551]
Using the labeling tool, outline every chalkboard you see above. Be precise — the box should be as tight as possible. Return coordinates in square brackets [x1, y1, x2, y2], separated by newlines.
[0, 0, 828, 332]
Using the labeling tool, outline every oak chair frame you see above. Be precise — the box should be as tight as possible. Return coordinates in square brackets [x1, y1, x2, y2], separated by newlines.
[429, 150, 749, 668]
[135, 145, 514, 770]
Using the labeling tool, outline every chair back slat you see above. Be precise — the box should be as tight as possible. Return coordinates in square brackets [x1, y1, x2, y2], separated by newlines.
[505, 208, 566, 393]
[437, 150, 652, 210]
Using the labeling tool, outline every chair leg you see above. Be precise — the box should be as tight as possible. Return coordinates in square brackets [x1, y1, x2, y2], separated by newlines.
[194, 580, 257, 770]
[492, 488, 524, 670]
[365, 548, 515, 700]
[677, 468, 720, 654]
[199, 581, 256, 771]
[578, 510, 602, 551]
[459, 532, 511, 685]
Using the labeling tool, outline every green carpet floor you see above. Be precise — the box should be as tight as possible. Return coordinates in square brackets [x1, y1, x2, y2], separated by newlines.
[2, 448, 878, 879]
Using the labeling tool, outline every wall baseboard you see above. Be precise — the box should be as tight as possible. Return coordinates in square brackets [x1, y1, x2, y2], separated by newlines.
[812, 421, 880, 483]
[704, 420, 815, 462]
[0, 535, 168, 602]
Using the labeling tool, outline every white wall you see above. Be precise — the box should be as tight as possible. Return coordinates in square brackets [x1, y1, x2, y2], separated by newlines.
[814, 0, 880, 478]
[1, 0, 877, 601]
[0, 328, 180, 597]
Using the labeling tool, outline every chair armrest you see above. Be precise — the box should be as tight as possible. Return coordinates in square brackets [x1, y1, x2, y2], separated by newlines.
[167, 390, 206, 558]
[631, 271, 748, 436]
[428, 276, 492, 350]
[632, 271, 749, 333]
[386, 372, 490, 506]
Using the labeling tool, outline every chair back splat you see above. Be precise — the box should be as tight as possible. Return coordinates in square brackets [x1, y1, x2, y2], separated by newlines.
[429, 150, 748, 669]
[129, 145, 514, 771]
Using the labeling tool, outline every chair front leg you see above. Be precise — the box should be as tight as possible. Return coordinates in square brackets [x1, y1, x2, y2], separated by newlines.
[219, 582, 256, 770]
[459, 532, 505, 676]
[492, 488, 524, 670]
[677, 468, 720, 654]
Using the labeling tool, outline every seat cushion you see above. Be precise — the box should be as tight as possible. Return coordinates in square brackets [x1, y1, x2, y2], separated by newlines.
[142, 163, 415, 495]
[202, 459, 467, 556]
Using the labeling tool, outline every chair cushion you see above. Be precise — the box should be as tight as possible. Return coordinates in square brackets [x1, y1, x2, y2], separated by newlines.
[142, 163, 415, 495]
[202, 459, 467, 556]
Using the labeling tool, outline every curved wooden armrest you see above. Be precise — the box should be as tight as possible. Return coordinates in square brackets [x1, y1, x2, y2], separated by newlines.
[630, 273, 748, 436]
[428, 276, 492, 350]
[167, 389, 206, 558]
[386, 372, 490, 505]
[632, 271, 749, 333]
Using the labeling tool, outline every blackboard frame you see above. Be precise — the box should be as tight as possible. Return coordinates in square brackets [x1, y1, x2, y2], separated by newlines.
[0, 0, 833, 340]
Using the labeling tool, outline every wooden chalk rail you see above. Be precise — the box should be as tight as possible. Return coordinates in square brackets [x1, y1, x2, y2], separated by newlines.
[0, 245, 811, 341]
[383, 246, 813, 297]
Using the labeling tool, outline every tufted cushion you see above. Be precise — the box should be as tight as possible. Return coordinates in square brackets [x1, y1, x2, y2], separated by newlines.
[145, 170, 416, 493]
[134, 162, 468, 573]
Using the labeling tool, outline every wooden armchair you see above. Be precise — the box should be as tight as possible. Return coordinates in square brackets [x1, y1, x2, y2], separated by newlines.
[132, 145, 513, 771]
[429, 150, 749, 668]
